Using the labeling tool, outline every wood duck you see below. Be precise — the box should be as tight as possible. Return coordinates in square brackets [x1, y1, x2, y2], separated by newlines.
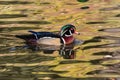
[16, 24, 80, 46]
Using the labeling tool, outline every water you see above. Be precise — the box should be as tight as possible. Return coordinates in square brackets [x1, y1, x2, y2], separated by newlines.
[0, 0, 120, 80]
[0, 29, 120, 79]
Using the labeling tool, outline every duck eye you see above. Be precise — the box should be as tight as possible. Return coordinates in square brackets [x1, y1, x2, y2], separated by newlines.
[70, 28, 75, 33]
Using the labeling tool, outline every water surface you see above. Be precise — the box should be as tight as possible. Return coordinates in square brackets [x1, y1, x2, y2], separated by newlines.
[0, 0, 120, 79]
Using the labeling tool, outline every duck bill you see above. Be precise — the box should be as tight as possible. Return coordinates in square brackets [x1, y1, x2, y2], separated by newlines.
[74, 31, 80, 35]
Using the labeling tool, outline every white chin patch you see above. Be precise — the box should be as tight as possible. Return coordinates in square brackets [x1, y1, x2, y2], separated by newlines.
[65, 34, 72, 37]
[65, 30, 72, 37]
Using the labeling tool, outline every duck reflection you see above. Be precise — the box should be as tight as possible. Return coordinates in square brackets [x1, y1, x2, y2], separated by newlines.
[59, 48, 75, 59]
[27, 43, 76, 59]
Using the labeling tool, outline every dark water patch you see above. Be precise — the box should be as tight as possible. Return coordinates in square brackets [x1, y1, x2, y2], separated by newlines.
[32, 11, 44, 15]
[0, 77, 104, 80]
[65, 2, 78, 5]
[42, 50, 55, 54]
[0, 1, 33, 5]
[99, 43, 120, 48]
[83, 36, 101, 44]
[60, 60, 88, 64]
[93, 51, 113, 55]
[16, 55, 53, 63]
[87, 63, 120, 75]
[104, 62, 120, 69]
[87, 70, 101, 75]
[87, 69, 120, 75]
[0, 28, 6, 32]
[0, 39, 9, 46]
[77, 0, 89, 2]
[88, 63, 120, 75]
[0, 46, 25, 54]
[0, 65, 61, 80]
[83, 43, 120, 50]
[28, 65, 57, 72]
[9, 27, 41, 31]
[0, 37, 13, 41]
[115, 14, 120, 17]
[0, 27, 40, 32]
[13, 9, 28, 12]
[100, 5, 120, 11]
[108, 50, 120, 59]
[34, 74, 62, 79]
[59, 49, 76, 59]
[0, 70, 34, 78]
[95, 36, 120, 40]
[9, 65, 56, 74]
[53, 17, 73, 22]
[93, 50, 120, 60]
[0, 33, 16, 38]
[0, 76, 35, 80]
[39, 2, 50, 5]
[0, 21, 51, 25]
[13, 9, 44, 15]
[0, 54, 55, 63]
[82, 44, 103, 50]
[80, 6, 90, 9]
[0, 64, 119, 80]
[50, 71, 68, 74]
[0, 14, 27, 19]
[65, 78, 120, 80]
[86, 21, 107, 24]
[0, 66, 37, 79]
[46, 77, 117, 80]
[86, 36, 120, 44]
[0, 28, 13, 32]
[99, 27, 120, 32]
[89, 59, 104, 65]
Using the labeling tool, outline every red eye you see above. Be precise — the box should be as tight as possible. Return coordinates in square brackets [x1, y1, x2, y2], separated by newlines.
[70, 28, 74, 30]
[70, 28, 75, 33]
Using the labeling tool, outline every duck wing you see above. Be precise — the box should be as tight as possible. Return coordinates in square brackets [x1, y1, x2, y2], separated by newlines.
[16, 30, 60, 40]
[28, 30, 60, 40]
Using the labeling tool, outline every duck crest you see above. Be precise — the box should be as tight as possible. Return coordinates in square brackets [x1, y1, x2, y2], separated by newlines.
[60, 24, 77, 44]
[60, 24, 76, 36]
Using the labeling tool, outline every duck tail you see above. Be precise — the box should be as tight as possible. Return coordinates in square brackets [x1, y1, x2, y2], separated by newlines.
[15, 34, 35, 40]
[28, 30, 38, 40]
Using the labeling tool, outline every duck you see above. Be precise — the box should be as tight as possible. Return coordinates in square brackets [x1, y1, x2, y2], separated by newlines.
[16, 24, 80, 46]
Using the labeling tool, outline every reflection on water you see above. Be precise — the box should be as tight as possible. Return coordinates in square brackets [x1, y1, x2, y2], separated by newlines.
[59, 48, 75, 59]
[30, 44, 76, 59]
[9, 44, 77, 59]
[85, 28, 120, 77]
[1, 27, 120, 79]
[0, 0, 120, 79]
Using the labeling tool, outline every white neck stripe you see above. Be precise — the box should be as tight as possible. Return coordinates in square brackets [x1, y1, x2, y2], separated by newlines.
[65, 34, 73, 37]
[61, 37, 65, 44]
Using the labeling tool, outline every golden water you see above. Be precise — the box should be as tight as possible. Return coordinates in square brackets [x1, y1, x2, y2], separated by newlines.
[0, 0, 120, 80]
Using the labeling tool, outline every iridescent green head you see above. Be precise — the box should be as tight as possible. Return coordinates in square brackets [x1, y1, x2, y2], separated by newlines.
[60, 24, 77, 37]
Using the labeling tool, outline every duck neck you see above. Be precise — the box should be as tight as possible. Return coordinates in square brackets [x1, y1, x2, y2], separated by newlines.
[62, 36, 75, 45]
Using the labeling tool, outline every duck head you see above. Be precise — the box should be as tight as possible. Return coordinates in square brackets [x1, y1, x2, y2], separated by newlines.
[60, 24, 80, 44]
